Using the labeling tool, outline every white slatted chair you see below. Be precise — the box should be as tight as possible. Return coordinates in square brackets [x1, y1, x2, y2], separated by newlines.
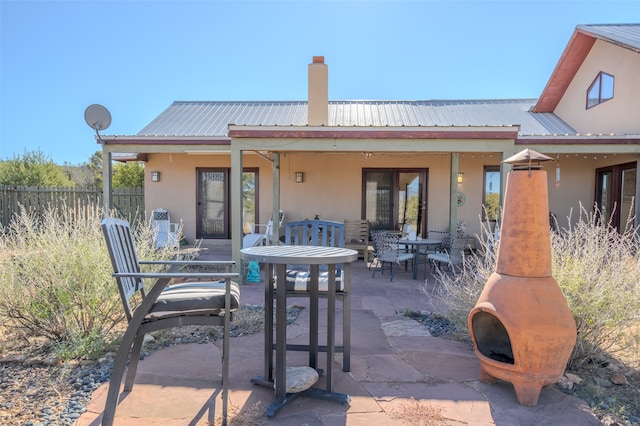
[101, 218, 240, 426]
[151, 208, 180, 249]
[242, 210, 285, 248]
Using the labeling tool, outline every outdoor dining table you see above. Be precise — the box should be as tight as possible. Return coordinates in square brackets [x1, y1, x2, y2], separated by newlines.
[398, 238, 442, 279]
[240, 245, 358, 417]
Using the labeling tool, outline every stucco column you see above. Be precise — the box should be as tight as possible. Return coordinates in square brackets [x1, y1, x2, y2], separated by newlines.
[635, 155, 640, 230]
[500, 151, 512, 217]
[102, 149, 112, 211]
[231, 145, 243, 276]
[449, 153, 459, 240]
[271, 153, 281, 246]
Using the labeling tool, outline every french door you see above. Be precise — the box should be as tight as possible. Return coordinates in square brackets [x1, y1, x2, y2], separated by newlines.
[595, 162, 636, 232]
[196, 169, 228, 239]
[363, 169, 428, 236]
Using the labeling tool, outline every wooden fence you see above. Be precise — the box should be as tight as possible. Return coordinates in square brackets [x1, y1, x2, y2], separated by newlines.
[0, 186, 145, 227]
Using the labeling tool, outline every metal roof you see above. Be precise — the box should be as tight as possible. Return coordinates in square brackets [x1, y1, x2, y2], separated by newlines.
[137, 99, 576, 137]
[577, 23, 640, 52]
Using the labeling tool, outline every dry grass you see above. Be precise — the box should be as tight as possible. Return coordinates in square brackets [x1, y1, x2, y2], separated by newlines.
[221, 402, 265, 426]
[389, 397, 447, 426]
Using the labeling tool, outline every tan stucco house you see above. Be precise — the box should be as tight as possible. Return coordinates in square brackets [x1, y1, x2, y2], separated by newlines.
[99, 23, 640, 271]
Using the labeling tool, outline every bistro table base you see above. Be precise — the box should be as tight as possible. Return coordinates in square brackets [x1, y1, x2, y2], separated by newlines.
[251, 376, 351, 417]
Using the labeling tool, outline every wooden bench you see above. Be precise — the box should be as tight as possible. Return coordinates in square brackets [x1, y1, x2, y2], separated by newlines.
[344, 219, 372, 262]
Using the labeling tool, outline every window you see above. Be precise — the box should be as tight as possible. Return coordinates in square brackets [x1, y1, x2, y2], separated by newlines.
[242, 169, 258, 234]
[483, 167, 501, 222]
[587, 72, 614, 109]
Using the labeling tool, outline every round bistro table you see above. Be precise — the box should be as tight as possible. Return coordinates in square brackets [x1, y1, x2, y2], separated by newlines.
[240, 245, 358, 417]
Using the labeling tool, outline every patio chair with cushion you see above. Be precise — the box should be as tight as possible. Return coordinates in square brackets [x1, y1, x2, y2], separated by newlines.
[101, 218, 240, 426]
[427, 237, 468, 271]
[282, 219, 352, 371]
[368, 229, 390, 271]
[372, 232, 414, 281]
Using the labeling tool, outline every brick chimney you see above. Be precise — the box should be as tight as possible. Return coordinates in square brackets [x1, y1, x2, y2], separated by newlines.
[308, 56, 328, 126]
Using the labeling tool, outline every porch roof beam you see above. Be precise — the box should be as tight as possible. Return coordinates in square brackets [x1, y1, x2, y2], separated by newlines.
[230, 138, 516, 153]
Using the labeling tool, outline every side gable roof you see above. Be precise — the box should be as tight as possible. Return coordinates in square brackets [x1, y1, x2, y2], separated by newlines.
[137, 99, 575, 138]
[534, 24, 640, 112]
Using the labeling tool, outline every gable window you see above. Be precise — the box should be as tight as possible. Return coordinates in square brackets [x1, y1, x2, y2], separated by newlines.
[586, 72, 614, 109]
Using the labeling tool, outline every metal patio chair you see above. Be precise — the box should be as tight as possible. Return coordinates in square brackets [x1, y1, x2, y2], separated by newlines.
[372, 232, 414, 281]
[101, 218, 240, 426]
[427, 237, 468, 271]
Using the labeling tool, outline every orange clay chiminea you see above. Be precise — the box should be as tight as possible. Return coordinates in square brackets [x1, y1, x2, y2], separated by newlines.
[468, 148, 576, 406]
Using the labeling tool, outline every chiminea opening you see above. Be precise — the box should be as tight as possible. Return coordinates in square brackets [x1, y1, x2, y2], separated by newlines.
[471, 311, 514, 364]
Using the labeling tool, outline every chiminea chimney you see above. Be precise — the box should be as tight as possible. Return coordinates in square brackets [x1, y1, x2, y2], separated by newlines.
[308, 56, 328, 126]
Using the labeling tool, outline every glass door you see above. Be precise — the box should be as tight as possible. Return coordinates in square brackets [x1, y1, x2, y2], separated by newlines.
[620, 167, 637, 231]
[399, 171, 424, 234]
[364, 169, 427, 235]
[364, 170, 394, 230]
[196, 169, 228, 238]
[595, 162, 636, 232]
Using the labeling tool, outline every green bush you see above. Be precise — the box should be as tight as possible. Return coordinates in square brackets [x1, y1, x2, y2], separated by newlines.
[427, 204, 640, 369]
[0, 204, 170, 360]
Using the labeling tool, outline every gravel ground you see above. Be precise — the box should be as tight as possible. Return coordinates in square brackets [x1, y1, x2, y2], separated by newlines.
[0, 305, 302, 425]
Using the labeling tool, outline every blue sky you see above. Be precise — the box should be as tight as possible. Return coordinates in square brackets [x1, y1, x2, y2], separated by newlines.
[1, 0, 639, 165]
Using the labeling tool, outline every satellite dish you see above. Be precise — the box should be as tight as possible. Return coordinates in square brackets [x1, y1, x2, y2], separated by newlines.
[84, 104, 112, 131]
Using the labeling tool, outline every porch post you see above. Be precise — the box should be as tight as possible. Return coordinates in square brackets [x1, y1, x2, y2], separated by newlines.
[635, 155, 640, 231]
[500, 151, 512, 217]
[102, 148, 112, 211]
[450, 153, 459, 240]
[231, 144, 243, 276]
[271, 153, 281, 246]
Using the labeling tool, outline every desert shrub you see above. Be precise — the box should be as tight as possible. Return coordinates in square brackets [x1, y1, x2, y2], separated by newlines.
[426, 204, 640, 368]
[552, 207, 640, 368]
[0, 204, 171, 359]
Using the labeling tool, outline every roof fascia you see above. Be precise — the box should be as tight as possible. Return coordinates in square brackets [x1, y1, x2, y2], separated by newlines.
[100, 135, 230, 144]
[517, 135, 640, 154]
[227, 125, 519, 140]
[533, 30, 596, 113]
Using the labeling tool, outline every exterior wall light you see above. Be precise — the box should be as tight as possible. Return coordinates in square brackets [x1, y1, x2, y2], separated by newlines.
[151, 171, 161, 182]
[457, 173, 464, 184]
[295, 172, 304, 183]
